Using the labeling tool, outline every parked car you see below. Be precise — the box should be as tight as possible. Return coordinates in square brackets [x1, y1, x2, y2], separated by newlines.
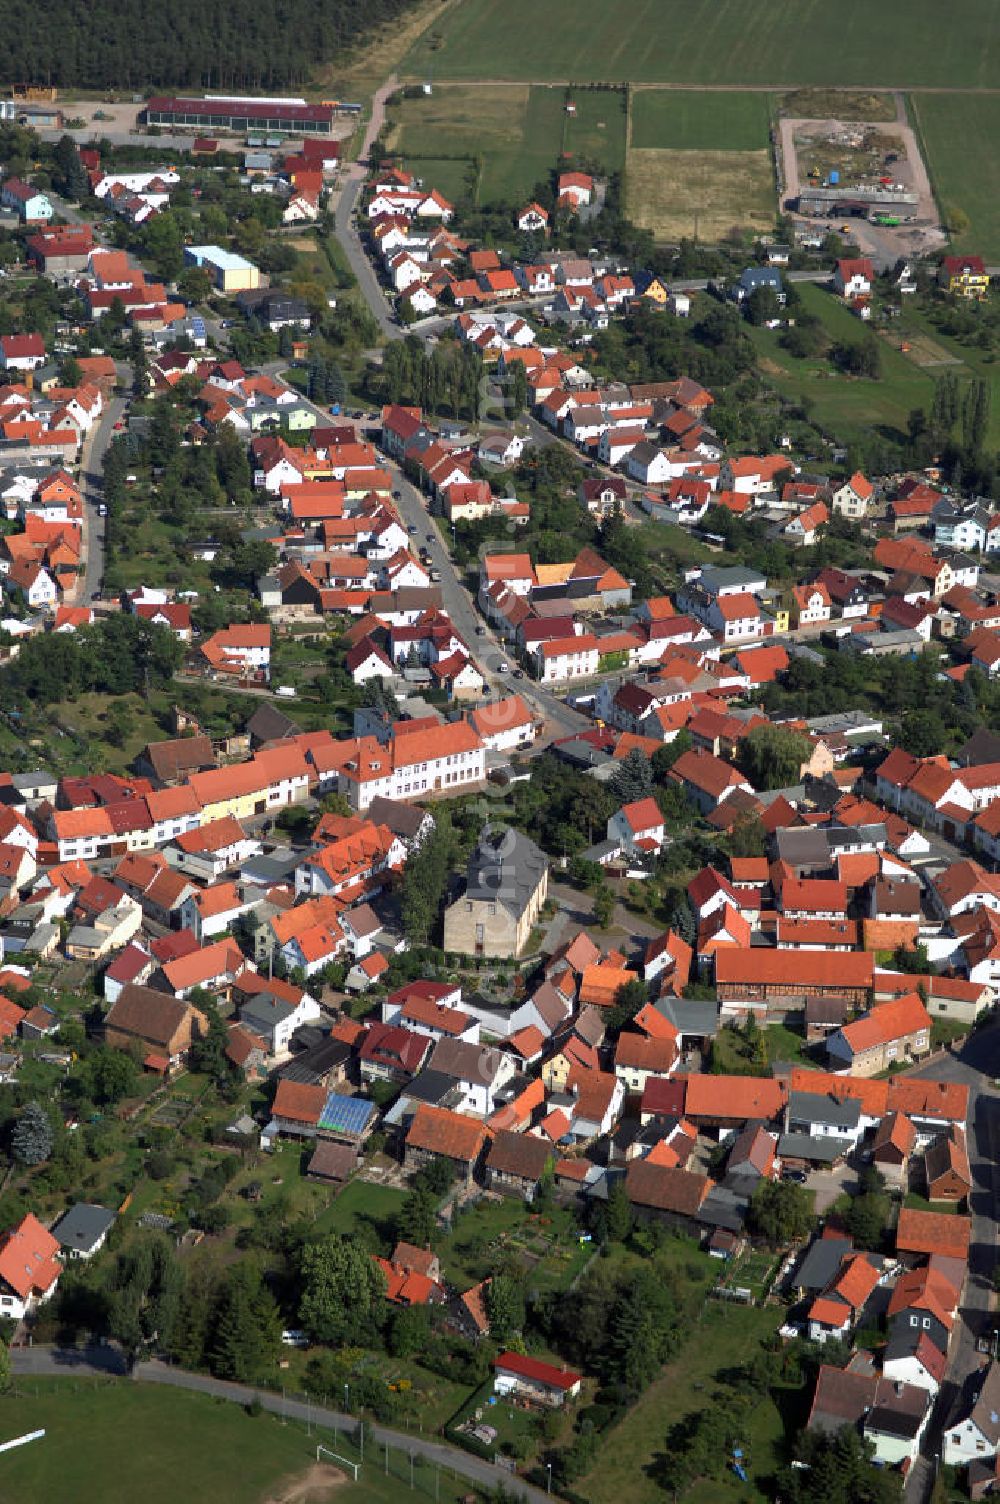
[498, 661, 509, 674]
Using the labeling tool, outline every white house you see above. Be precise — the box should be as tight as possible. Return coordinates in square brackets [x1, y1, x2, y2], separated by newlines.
[533, 633, 599, 682]
[831, 472, 874, 519]
[0, 1213, 60, 1320]
[833, 257, 875, 299]
[944, 1362, 1000, 1468]
[607, 796, 665, 857]
[428, 1038, 518, 1118]
[0, 334, 46, 371]
[517, 203, 549, 234]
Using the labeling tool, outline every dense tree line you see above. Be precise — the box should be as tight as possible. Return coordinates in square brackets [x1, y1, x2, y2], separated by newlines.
[379, 334, 485, 422]
[0, 0, 419, 90]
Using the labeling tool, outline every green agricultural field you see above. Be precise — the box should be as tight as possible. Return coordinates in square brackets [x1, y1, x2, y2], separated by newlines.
[910, 93, 1000, 259]
[0, 1379, 473, 1504]
[631, 89, 772, 151]
[386, 83, 568, 205]
[405, 0, 1000, 87]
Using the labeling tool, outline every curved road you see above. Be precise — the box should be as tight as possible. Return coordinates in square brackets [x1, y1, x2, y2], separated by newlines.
[333, 76, 399, 340]
[10, 1346, 551, 1502]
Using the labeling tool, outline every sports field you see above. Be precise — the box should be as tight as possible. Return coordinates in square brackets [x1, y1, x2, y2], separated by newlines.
[405, 0, 1000, 87]
[0, 1379, 471, 1504]
[910, 93, 1000, 259]
[631, 90, 771, 151]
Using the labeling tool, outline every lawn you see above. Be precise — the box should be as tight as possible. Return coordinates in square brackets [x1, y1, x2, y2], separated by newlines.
[910, 93, 1000, 258]
[386, 83, 567, 205]
[311, 1178, 408, 1245]
[631, 90, 772, 152]
[403, 0, 1000, 87]
[0, 1379, 475, 1504]
[577, 1302, 789, 1504]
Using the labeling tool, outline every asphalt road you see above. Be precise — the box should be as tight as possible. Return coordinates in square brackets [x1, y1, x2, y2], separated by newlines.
[78, 376, 130, 602]
[10, 1346, 551, 1502]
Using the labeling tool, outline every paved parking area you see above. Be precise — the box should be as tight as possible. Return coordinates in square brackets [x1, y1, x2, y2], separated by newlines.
[806, 1160, 858, 1213]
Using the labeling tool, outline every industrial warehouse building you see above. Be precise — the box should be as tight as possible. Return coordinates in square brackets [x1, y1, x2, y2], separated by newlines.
[145, 95, 336, 135]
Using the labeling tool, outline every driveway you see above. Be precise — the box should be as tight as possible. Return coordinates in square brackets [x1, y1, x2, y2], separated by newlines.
[805, 1160, 858, 1214]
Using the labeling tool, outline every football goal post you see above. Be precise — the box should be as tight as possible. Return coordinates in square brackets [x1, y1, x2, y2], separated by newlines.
[316, 1444, 360, 1483]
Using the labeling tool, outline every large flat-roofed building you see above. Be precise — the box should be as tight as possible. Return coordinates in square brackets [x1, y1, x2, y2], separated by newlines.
[145, 95, 335, 136]
[184, 244, 261, 293]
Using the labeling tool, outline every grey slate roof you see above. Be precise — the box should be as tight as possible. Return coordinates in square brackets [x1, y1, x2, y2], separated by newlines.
[52, 1202, 115, 1255]
[793, 1234, 853, 1293]
[464, 826, 548, 920]
[778, 1132, 845, 1164]
[239, 994, 296, 1033]
[787, 1090, 862, 1130]
[657, 997, 719, 1039]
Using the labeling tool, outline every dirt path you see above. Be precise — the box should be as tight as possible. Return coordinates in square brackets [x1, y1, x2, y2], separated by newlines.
[262, 1463, 347, 1504]
[397, 77, 1000, 94]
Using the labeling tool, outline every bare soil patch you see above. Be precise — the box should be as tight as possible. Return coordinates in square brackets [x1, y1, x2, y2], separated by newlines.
[261, 1462, 348, 1504]
[778, 89, 897, 122]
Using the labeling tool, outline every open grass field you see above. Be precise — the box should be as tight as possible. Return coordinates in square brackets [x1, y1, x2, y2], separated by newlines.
[404, 0, 1000, 87]
[748, 282, 1000, 451]
[0, 1379, 473, 1504]
[561, 86, 627, 175]
[386, 83, 567, 203]
[631, 89, 772, 151]
[910, 93, 1000, 259]
[749, 281, 937, 442]
[626, 147, 774, 242]
[578, 1301, 790, 1504]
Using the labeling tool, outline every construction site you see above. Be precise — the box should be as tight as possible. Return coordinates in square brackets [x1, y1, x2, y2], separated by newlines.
[776, 112, 946, 268]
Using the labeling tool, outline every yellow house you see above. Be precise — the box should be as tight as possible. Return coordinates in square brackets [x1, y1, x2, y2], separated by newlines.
[636, 272, 669, 305]
[939, 255, 990, 300]
[184, 244, 261, 293]
[541, 1050, 575, 1092]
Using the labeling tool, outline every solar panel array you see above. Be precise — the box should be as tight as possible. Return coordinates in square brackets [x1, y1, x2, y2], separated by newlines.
[317, 1092, 375, 1137]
